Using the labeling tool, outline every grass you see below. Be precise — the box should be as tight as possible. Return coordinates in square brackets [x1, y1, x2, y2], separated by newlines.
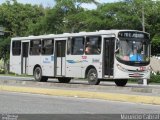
[0, 73, 32, 77]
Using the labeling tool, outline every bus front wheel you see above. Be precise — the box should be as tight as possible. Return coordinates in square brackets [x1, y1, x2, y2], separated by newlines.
[87, 68, 100, 85]
[34, 67, 48, 82]
[58, 77, 71, 83]
[114, 79, 128, 86]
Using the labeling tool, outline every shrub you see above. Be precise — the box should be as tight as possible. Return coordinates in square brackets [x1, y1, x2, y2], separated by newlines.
[0, 68, 5, 74]
[150, 73, 160, 83]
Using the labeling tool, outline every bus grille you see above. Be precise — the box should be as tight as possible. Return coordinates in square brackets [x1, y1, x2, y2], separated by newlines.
[129, 73, 144, 78]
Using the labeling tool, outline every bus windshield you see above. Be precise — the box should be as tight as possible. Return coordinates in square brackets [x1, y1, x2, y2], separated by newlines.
[116, 32, 150, 65]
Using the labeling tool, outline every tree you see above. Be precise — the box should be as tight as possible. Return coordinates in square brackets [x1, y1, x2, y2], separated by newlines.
[0, 36, 10, 73]
[0, 0, 45, 72]
[54, 0, 100, 33]
[151, 34, 160, 55]
[0, 0, 45, 37]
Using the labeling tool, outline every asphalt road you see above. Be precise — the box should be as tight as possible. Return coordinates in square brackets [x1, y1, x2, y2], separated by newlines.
[0, 75, 33, 81]
[0, 91, 160, 114]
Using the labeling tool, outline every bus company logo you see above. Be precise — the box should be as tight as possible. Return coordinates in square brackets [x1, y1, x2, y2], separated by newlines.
[92, 58, 100, 63]
[45, 58, 48, 61]
[82, 56, 87, 59]
[67, 60, 88, 64]
[43, 57, 51, 63]
[67, 60, 81, 64]
[133, 73, 140, 76]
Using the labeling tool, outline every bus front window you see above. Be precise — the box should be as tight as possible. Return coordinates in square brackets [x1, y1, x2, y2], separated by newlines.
[116, 38, 150, 64]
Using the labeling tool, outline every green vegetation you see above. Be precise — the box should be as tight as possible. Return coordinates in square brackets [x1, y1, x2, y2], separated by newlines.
[150, 73, 160, 83]
[0, 0, 160, 56]
[0, 68, 5, 74]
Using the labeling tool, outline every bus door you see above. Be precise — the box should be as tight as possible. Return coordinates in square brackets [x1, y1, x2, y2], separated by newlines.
[55, 39, 66, 76]
[104, 37, 115, 77]
[21, 42, 29, 74]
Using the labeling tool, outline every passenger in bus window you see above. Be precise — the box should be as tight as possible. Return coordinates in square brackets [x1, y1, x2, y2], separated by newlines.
[129, 48, 143, 61]
[85, 42, 92, 54]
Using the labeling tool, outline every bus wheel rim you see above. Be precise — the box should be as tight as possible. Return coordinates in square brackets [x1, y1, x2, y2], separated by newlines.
[35, 69, 40, 79]
[89, 73, 96, 81]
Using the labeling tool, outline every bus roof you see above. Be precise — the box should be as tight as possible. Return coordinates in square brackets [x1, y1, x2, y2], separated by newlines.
[11, 30, 149, 41]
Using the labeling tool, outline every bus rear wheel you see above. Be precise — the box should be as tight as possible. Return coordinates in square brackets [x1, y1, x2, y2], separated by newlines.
[114, 79, 128, 86]
[58, 77, 71, 83]
[87, 68, 100, 85]
[34, 67, 48, 82]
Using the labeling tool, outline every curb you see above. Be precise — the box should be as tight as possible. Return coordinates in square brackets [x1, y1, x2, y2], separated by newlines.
[0, 85, 160, 105]
[1, 79, 160, 94]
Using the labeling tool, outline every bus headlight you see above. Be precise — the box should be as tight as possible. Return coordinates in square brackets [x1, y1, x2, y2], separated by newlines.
[117, 64, 127, 72]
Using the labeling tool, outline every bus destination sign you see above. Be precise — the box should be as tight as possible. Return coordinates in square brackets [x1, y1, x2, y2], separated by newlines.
[118, 32, 149, 39]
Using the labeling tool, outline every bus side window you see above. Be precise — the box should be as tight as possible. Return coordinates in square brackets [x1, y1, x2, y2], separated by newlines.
[85, 36, 101, 55]
[71, 37, 84, 55]
[42, 39, 54, 55]
[12, 41, 21, 56]
[67, 38, 71, 55]
[30, 39, 41, 55]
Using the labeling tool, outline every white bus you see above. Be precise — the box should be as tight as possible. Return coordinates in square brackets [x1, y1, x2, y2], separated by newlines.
[10, 30, 150, 86]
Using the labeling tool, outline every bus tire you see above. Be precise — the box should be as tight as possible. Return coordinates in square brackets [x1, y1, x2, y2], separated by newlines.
[114, 79, 128, 86]
[58, 77, 71, 83]
[34, 67, 48, 82]
[87, 68, 100, 85]
[42, 76, 48, 82]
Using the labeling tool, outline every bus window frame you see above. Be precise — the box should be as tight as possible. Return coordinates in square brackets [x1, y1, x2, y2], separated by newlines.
[29, 39, 41, 56]
[12, 40, 21, 56]
[41, 39, 54, 55]
[67, 37, 72, 55]
[85, 36, 102, 55]
[71, 36, 85, 55]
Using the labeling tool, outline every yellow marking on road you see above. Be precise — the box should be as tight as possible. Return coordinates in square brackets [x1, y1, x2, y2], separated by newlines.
[0, 85, 160, 105]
